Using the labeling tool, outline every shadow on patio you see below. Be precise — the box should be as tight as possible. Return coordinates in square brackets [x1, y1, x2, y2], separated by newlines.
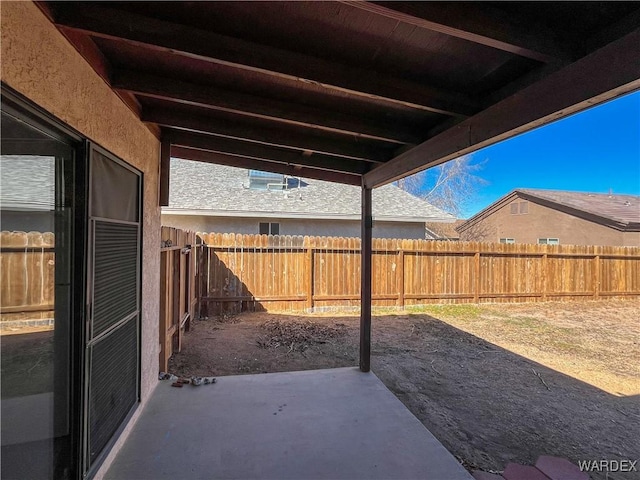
[105, 367, 472, 480]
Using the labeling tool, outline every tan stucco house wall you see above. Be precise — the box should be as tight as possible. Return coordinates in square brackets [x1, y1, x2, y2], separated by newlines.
[459, 194, 637, 246]
[2, 2, 161, 477]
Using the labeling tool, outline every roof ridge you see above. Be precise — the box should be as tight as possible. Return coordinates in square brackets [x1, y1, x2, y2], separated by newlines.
[516, 189, 640, 227]
[518, 187, 640, 198]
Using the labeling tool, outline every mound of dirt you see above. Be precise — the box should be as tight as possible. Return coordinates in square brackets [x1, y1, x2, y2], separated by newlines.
[256, 319, 346, 352]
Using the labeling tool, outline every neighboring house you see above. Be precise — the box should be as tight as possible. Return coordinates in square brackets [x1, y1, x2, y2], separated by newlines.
[457, 189, 640, 246]
[162, 159, 455, 239]
[425, 220, 465, 240]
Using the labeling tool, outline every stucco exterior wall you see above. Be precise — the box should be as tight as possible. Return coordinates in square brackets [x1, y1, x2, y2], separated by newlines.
[2, 2, 161, 478]
[459, 194, 635, 246]
[623, 232, 640, 247]
[162, 214, 427, 239]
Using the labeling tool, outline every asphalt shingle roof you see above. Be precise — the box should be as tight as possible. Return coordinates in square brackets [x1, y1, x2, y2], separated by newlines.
[167, 158, 454, 222]
[518, 189, 640, 227]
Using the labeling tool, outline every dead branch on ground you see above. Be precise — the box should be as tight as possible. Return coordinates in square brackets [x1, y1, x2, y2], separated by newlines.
[532, 368, 551, 390]
[256, 319, 346, 352]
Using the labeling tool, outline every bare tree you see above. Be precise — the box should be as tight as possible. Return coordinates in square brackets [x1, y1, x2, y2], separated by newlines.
[397, 154, 486, 217]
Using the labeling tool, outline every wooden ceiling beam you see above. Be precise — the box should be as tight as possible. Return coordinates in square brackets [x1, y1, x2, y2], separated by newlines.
[51, 3, 479, 117]
[167, 130, 372, 175]
[581, 7, 640, 57]
[142, 106, 390, 164]
[113, 70, 421, 145]
[170, 146, 362, 186]
[364, 28, 640, 188]
[342, 1, 572, 64]
[34, 2, 160, 139]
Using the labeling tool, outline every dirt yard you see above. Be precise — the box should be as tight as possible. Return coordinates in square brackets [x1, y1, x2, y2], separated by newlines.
[169, 300, 640, 479]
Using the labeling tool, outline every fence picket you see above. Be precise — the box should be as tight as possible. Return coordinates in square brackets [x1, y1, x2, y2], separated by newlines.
[2, 231, 639, 323]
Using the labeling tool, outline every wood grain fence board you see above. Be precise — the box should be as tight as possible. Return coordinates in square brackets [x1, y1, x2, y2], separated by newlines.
[4, 231, 638, 328]
[279, 236, 286, 311]
[195, 234, 639, 312]
[0, 231, 56, 322]
[157, 226, 198, 369]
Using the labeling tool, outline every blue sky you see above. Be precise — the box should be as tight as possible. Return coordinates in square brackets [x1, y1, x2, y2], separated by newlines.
[458, 90, 640, 218]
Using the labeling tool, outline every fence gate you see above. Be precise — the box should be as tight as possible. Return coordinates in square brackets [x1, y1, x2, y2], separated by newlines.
[159, 227, 198, 372]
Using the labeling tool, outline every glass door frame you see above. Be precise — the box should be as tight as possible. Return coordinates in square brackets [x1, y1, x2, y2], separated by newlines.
[1, 85, 86, 480]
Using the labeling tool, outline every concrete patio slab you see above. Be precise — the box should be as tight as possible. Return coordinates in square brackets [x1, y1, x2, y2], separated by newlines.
[105, 367, 472, 480]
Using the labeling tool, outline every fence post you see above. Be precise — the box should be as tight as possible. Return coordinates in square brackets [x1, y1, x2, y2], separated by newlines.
[159, 250, 169, 373]
[201, 241, 210, 318]
[305, 247, 314, 311]
[593, 251, 600, 300]
[474, 251, 480, 303]
[196, 243, 202, 319]
[396, 249, 405, 308]
[542, 250, 548, 301]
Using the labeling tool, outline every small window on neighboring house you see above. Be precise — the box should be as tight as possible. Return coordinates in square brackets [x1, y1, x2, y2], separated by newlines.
[259, 222, 280, 235]
[500, 238, 515, 244]
[510, 201, 529, 214]
[538, 238, 559, 245]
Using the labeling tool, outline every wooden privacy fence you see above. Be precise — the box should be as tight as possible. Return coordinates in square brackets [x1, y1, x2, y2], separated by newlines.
[159, 226, 200, 371]
[4, 228, 638, 339]
[0, 231, 55, 327]
[0, 227, 199, 369]
[198, 233, 640, 315]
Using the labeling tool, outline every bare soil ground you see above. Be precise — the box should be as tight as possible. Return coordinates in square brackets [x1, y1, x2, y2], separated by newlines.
[169, 300, 640, 479]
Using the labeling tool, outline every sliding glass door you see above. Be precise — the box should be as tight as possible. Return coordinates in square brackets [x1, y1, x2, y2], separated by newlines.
[1, 96, 78, 479]
[1, 90, 142, 479]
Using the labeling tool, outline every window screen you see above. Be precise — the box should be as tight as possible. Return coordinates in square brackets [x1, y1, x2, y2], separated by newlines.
[91, 221, 139, 338]
[86, 146, 140, 474]
[88, 319, 138, 464]
[91, 151, 138, 222]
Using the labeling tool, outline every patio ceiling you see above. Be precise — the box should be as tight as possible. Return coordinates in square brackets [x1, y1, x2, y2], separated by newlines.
[37, 1, 640, 196]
